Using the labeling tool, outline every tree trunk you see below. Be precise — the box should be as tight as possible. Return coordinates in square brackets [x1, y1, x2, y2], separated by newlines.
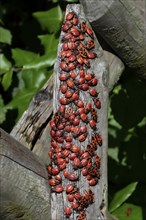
[80, 0, 146, 79]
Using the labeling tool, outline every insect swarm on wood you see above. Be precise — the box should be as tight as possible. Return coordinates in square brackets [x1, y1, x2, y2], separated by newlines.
[47, 4, 107, 220]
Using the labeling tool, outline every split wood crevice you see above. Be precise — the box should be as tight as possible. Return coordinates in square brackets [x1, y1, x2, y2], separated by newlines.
[0, 3, 129, 220]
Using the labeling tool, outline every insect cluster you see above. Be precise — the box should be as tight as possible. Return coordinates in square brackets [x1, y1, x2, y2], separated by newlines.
[48, 10, 102, 220]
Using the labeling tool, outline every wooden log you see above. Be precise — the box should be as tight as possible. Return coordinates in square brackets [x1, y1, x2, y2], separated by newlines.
[0, 128, 51, 220]
[80, 0, 146, 79]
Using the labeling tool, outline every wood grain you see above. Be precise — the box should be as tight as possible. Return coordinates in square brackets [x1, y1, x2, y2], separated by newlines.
[104, 50, 125, 91]
[80, 0, 146, 78]
[51, 4, 108, 220]
[0, 128, 51, 220]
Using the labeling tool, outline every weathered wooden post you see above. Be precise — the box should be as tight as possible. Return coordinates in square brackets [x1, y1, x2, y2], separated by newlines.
[49, 4, 108, 220]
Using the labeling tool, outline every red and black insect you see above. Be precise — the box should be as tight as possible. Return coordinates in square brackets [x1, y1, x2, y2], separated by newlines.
[67, 194, 74, 202]
[78, 44, 88, 58]
[87, 51, 96, 59]
[66, 183, 78, 194]
[71, 201, 79, 210]
[89, 178, 98, 186]
[77, 210, 87, 220]
[52, 185, 64, 193]
[86, 189, 94, 204]
[73, 157, 81, 169]
[93, 98, 101, 109]
[64, 206, 72, 218]
[67, 172, 79, 181]
[70, 27, 80, 37]
[89, 89, 98, 97]
[89, 119, 96, 130]
[86, 137, 98, 156]
[91, 108, 98, 122]
[86, 39, 95, 50]
[88, 166, 100, 178]
[89, 77, 98, 86]
[94, 155, 101, 168]
[66, 12, 75, 20]
[77, 196, 88, 208]
[81, 22, 87, 32]
[86, 27, 94, 39]
[62, 20, 73, 32]
[95, 133, 103, 146]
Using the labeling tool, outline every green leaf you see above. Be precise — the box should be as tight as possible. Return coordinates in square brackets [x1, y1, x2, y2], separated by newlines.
[0, 95, 7, 124]
[12, 36, 58, 70]
[0, 27, 12, 44]
[33, 6, 63, 33]
[108, 147, 119, 163]
[38, 34, 59, 55]
[0, 54, 12, 75]
[1, 69, 13, 91]
[109, 182, 138, 212]
[19, 69, 47, 89]
[112, 203, 142, 220]
[23, 54, 56, 70]
[6, 88, 36, 120]
[12, 48, 39, 66]
[7, 67, 52, 120]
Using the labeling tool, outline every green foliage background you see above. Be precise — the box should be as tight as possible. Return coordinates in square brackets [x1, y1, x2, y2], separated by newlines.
[0, 0, 146, 219]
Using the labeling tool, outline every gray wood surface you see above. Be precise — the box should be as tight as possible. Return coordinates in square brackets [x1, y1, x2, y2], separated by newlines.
[0, 128, 51, 220]
[104, 51, 125, 91]
[51, 4, 108, 220]
[80, 0, 146, 79]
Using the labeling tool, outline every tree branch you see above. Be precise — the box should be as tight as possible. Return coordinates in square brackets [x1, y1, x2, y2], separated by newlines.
[80, 0, 146, 79]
